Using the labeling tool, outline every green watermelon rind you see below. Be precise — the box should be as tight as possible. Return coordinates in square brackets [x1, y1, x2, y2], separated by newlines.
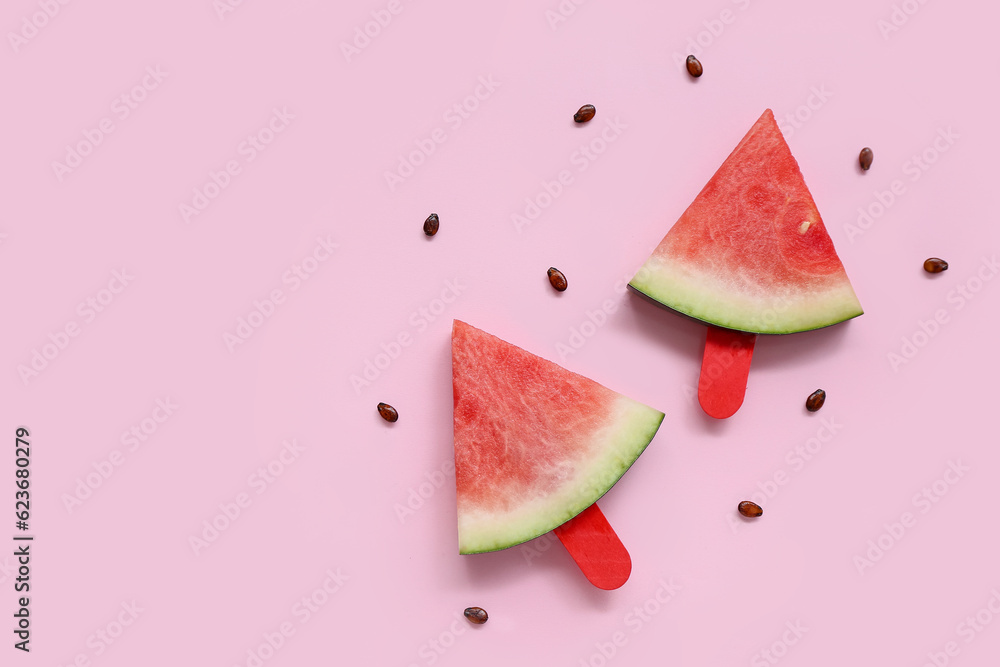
[458, 397, 664, 555]
[628, 258, 864, 335]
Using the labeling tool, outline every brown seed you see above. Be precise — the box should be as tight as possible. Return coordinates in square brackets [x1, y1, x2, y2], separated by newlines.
[573, 104, 596, 123]
[859, 147, 873, 171]
[377, 402, 398, 423]
[685, 55, 703, 78]
[423, 213, 440, 237]
[547, 267, 568, 292]
[805, 389, 826, 412]
[738, 501, 763, 518]
[924, 257, 948, 273]
[464, 607, 488, 624]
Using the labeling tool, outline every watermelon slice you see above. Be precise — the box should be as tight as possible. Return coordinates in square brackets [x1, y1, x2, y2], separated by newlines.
[628, 109, 863, 334]
[452, 320, 664, 555]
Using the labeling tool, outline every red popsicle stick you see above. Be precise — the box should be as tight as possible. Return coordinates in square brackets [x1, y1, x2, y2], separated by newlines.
[698, 325, 757, 419]
[555, 503, 631, 590]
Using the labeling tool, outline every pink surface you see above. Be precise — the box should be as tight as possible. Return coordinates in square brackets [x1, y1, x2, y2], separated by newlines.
[2, 1, 1000, 665]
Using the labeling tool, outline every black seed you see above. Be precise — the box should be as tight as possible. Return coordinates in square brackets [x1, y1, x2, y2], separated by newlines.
[685, 55, 703, 78]
[377, 402, 398, 423]
[464, 607, 488, 624]
[547, 267, 568, 292]
[423, 214, 440, 237]
[859, 147, 873, 171]
[924, 258, 948, 274]
[738, 501, 763, 518]
[805, 389, 826, 412]
[573, 105, 596, 123]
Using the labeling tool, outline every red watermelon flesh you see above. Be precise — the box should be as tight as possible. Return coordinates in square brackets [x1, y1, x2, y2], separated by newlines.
[452, 320, 664, 554]
[629, 109, 863, 334]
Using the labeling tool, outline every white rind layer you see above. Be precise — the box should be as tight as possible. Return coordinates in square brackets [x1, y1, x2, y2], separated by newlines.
[629, 255, 863, 334]
[458, 395, 664, 555]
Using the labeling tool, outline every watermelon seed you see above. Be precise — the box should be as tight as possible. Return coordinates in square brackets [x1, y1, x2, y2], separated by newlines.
[423, 213, 440, 237]
[377, 402, 398, 422]
[738, 501, 763, 518]
[924, 258, 948, 274]
[859, 147, 873, 171]
[547, 267, 568, 292]
[685, 55, 703, 78]
[573, 105, 596, 123]
[805, 389, 826, 412]
[464, 607, 488, 624]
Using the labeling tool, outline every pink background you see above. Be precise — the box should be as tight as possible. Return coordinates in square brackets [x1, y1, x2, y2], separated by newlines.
[3, 1, 1000, 665]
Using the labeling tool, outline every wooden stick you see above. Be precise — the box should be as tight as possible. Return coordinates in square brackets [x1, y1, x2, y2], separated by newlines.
[698, 326, 757, 419]
[555, 503, 631, 590]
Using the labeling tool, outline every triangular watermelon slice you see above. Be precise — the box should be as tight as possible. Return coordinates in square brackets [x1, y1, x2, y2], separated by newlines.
[452, 320, 664, 555]
[629, 109, 863, 334]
